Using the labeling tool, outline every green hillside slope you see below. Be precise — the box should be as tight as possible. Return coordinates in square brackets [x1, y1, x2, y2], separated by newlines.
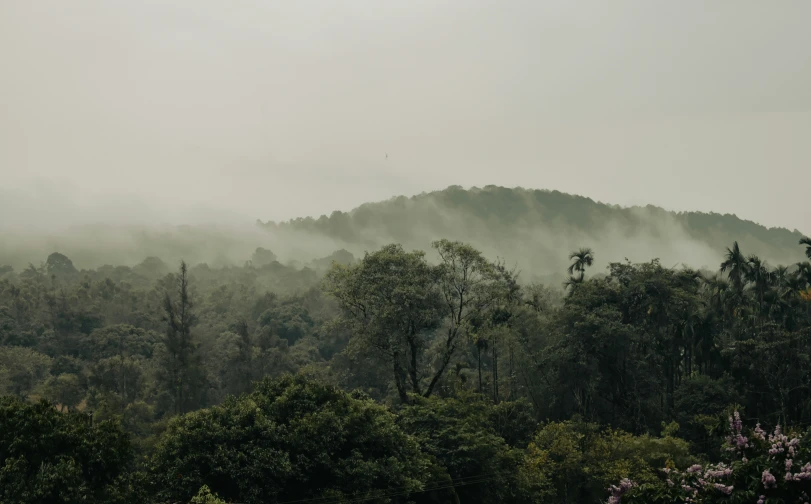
[260, 185, 807, 279]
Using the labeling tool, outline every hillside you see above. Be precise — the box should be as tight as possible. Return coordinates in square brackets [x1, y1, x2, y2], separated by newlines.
[260, 185, 807, 280]
[1, 185, 806, 280]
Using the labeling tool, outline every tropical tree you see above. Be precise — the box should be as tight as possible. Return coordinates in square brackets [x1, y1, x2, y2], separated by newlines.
[746, 254, 770, 326]
[566, 247, 594, 282]
[720, 241, 748, 294]
[801, 236, 811, 260]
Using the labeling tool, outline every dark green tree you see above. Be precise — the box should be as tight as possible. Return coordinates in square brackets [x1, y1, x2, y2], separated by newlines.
[0, 396, 136, 504]
[159, 261, 204, 415]
[149, 374, 450, 504]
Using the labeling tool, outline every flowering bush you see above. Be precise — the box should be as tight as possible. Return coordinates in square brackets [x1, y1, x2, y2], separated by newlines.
[609, 411, 811, 504]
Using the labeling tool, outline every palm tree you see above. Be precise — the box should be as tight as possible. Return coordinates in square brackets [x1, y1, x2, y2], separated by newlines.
[801, 236, 811, 260]
[746, 255, 770, 313]
[563, 274, 583, 292]
[772, 265, 790, 287]
[798, 262, 811, 290]
[701, 273, 731, 324]
[720, 241, 749, 294]
[567, 247, 594, 282]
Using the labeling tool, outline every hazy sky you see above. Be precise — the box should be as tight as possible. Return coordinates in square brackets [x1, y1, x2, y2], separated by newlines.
[2, 0, 810, 233]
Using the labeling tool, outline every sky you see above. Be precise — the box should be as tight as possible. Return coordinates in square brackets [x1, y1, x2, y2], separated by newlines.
[1, 0, 810, 233]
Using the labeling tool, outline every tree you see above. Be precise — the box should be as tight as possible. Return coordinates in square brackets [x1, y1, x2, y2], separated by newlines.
[720, 241, 748, 294]
[233, 319, 254, 394]
[431, 239, 510, 399]
[616, 411, 811, 504]
[190, 485, 227, 504]
[41, 373, 84, 412]
[45, 252, 78, 278]
[84, 324, 158, 361]
[250, 247, 278, 267]
[567, 247, 594, 280]
[0, 396, 135, 504]
[801, 236, 811, 260]
[149, 374, 447, 504]
[746, 254, 770, 317]
[527, 420, 694, 504]
[86, 356, 146, 416]
[325, 241, 509, 403]
[397, 392, 532, 504]
[0, 346, 52, 397]
[324, 244, 443, 403]
[159, 261, 204, 415]
[565, 248, 594, 291]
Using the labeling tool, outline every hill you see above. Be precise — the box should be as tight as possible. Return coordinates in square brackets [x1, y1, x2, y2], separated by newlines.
[259, 185, 807, 281]
[1, 185, 806, 280]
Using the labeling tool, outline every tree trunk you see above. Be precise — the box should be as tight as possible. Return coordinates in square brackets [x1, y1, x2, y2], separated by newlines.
[492, 331, 499, 404]
[392, 352, 409, 403]
[408, 336, 421, 395]
[477, 344, 483, 394]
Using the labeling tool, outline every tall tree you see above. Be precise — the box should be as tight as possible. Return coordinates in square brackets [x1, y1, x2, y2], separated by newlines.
[567, 248, 594, 281]
[324, 244, 442, 403]
[565, 248, 594, 292]
[430, 239, 509, 399]
[746, 254, 770, 326]
[720, 241, 748, 294]
[160, 261, 203, 415]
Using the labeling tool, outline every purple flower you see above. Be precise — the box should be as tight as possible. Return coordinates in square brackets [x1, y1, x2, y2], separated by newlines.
[762, 469, 777, 489]
[712, 483, 733, 495]
[705, 464, 733, 479]
[606, 478, 636, 504]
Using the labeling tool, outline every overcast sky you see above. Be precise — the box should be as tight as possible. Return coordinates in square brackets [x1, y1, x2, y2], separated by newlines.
[1, 0, 809, 233]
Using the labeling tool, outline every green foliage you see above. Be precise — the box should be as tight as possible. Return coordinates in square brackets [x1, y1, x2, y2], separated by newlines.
[189, 485, 226, 504]
[0, 345, 52, 396]
[85, 324, 158, 361]
[397, 392, 532, 504]
[621, 413, 811, 504]
[41, 372, 84, 411]
[0, 232, 810, 504]
[0, 396, 134, 504]
[524, 420, 695, 503]
[149, 374, 439, 504]
[324, 244, 443, 402]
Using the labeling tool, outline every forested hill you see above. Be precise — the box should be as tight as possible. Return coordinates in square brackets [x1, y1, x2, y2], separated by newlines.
[1, 185, 805, 276]
[260, 185, 807, 278]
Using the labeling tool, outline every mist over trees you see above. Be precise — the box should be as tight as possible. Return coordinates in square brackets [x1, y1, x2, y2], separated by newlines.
[1, 187, 806, 282]
[261, 186, 808, 278]
[1, 204, 810, 502]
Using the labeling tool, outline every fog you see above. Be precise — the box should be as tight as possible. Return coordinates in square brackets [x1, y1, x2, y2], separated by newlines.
[1, 1, 810, 272]
[2, 183, 805, 289]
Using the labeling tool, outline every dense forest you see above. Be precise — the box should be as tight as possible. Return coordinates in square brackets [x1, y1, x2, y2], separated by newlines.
[1, 226, 811, 503]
